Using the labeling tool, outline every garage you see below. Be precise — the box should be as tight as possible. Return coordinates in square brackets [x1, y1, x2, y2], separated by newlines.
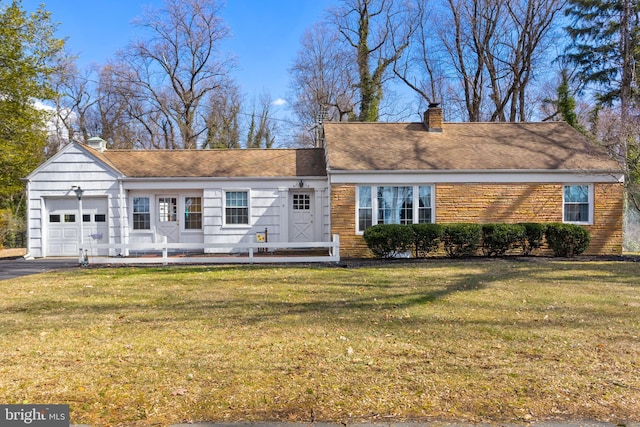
[45, 198, 108, 257]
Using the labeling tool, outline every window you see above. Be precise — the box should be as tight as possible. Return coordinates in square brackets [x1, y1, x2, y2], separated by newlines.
[377, 186, 413, 225]
[293, 194, 311, 210]
[133, 197, 151, 230]
[95, 214, 106, 222]
[564, 185, 591, 223]
[158, 197, 177, 222]
[49, 215, 61, 223]
[83, 214, 91, 222]
[225, 191, 249, 225]
[357, 185, 434, 233]
[184, 197, 202, 230]
[418, 186, 432, 223]
[358, 186, 373, 231]
[64, 214, 76, 223]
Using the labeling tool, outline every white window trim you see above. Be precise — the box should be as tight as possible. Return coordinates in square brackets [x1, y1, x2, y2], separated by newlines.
[130, 195, 152, 232]
[182, 194, 203, 232]
[562, 183, 594, 225]
[355, 184, 435, 234]
[222, 189, 252, 228]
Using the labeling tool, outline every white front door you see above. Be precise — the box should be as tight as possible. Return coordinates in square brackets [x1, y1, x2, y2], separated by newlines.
[157, 196, 179, 243]
[289, 192, 315, 242]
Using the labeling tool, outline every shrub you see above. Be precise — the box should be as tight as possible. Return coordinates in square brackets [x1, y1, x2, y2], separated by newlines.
[363, 224, 414, 258]
[545, 223, 590, 257]
[442, 223, 482, 258]
[0, 209, 26, 249]
[481, 223, 526, 256]
[412, 223, 444, 258]
[519, 222, 547, 255]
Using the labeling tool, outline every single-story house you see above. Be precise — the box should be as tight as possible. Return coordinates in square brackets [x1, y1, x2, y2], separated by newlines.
[24, 105, 624, 259]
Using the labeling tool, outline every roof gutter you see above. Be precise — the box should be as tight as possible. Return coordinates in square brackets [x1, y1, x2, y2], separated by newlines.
[327, 168, 623, 175]
[119, 175, 329, 182]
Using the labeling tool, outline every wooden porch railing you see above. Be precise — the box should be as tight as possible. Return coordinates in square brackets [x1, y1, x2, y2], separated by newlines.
[79, 234, 340, 265]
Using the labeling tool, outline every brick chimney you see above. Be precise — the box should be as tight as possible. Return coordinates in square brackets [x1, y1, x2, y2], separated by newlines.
[423, 103, 443, 132]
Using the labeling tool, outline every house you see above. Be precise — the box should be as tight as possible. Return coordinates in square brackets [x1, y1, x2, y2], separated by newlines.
[24, 141, 330, 258]
[23, 105, 624, 259]
[324, 106, 624, 257]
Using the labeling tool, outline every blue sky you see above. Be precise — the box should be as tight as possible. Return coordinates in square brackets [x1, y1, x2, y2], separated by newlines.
[21, 0, 337, 106]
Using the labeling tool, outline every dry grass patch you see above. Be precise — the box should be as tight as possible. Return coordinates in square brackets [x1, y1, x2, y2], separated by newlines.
[0, 259, 639, 426]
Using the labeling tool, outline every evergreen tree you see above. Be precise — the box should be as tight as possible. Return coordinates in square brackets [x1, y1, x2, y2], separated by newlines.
[564, 0, 640, 115]
[557, 69, 582, 131]
[565, 0, 640, 212]
[0, 0, 65, 207]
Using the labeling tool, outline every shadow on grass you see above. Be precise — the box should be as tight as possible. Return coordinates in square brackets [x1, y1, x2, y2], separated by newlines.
[4, 259, 637, 335]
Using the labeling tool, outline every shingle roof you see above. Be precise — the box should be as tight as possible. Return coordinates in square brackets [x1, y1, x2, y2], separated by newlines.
[86, 148, 327, 178]
[323, 121, 621, 172]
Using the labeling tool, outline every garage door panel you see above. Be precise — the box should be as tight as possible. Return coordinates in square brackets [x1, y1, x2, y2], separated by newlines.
[49, 229, 63, 239]
[63, 228, 78, 239]
[45, 197, 108, 257]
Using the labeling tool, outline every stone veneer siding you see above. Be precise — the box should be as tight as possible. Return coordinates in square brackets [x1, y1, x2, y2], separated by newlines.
[330, 182, 623, 258]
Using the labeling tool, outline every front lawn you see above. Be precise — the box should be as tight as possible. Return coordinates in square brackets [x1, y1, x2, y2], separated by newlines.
[0, 259, 638, 426]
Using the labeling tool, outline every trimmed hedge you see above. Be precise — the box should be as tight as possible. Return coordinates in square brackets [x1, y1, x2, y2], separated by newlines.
[520, 222, 547, 255]
[545, 223, 591, 257]
[412, 223, 444, 258]
[481, 223, 526, 256]
[363, 224, 414, 258]
[362, 222, 591, 259]
[442, 223, 482, 258]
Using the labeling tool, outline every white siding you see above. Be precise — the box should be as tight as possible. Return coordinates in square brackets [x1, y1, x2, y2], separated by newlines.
[26, 144, 122, 258]
[26, 144, 332, 258]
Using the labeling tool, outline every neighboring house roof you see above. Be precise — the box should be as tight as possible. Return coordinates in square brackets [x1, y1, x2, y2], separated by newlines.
[84, 147, 327, 178]
[323, 121, 621, 172]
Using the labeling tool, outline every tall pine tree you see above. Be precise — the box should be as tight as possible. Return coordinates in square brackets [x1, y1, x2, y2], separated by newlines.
[565, 0, 640, 212]
[565, 0, 640, 116]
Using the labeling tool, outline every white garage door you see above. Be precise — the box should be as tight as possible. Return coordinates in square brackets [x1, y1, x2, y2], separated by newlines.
[46, 198, 108, 256]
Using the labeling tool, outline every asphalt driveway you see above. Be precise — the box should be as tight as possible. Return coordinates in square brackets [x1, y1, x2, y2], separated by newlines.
[0, 257, 79, 281]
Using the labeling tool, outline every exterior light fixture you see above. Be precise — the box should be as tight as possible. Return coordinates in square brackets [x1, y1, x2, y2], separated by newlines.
[73, 186, 84, 200]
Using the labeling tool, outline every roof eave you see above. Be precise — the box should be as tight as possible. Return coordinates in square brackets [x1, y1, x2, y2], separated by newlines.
[120, 175, 329, 181]
[327, 168, 623, 175]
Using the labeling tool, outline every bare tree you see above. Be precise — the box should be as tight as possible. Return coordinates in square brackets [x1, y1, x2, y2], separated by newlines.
[331, 0, 422, 121]
[203, 80, 241, 149]
[398, 0, 564, 122]
[290, 23, 358, 122]
[246, 93, 277, 149]
[49, 56, 97, 149]
[115, 0, 235, 149]
[393, 1, 450, 116]
[289, 22, 358, 145]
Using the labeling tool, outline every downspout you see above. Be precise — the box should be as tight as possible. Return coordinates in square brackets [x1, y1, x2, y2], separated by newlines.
[23, 179, 33, 260]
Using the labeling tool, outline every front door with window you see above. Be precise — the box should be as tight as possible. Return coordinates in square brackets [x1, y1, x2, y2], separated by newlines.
[289, 192, 315, 242]
[157, 196, 179, 243]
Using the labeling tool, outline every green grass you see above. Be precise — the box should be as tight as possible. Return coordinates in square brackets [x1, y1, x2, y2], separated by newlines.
[0, 259, 639, 426]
